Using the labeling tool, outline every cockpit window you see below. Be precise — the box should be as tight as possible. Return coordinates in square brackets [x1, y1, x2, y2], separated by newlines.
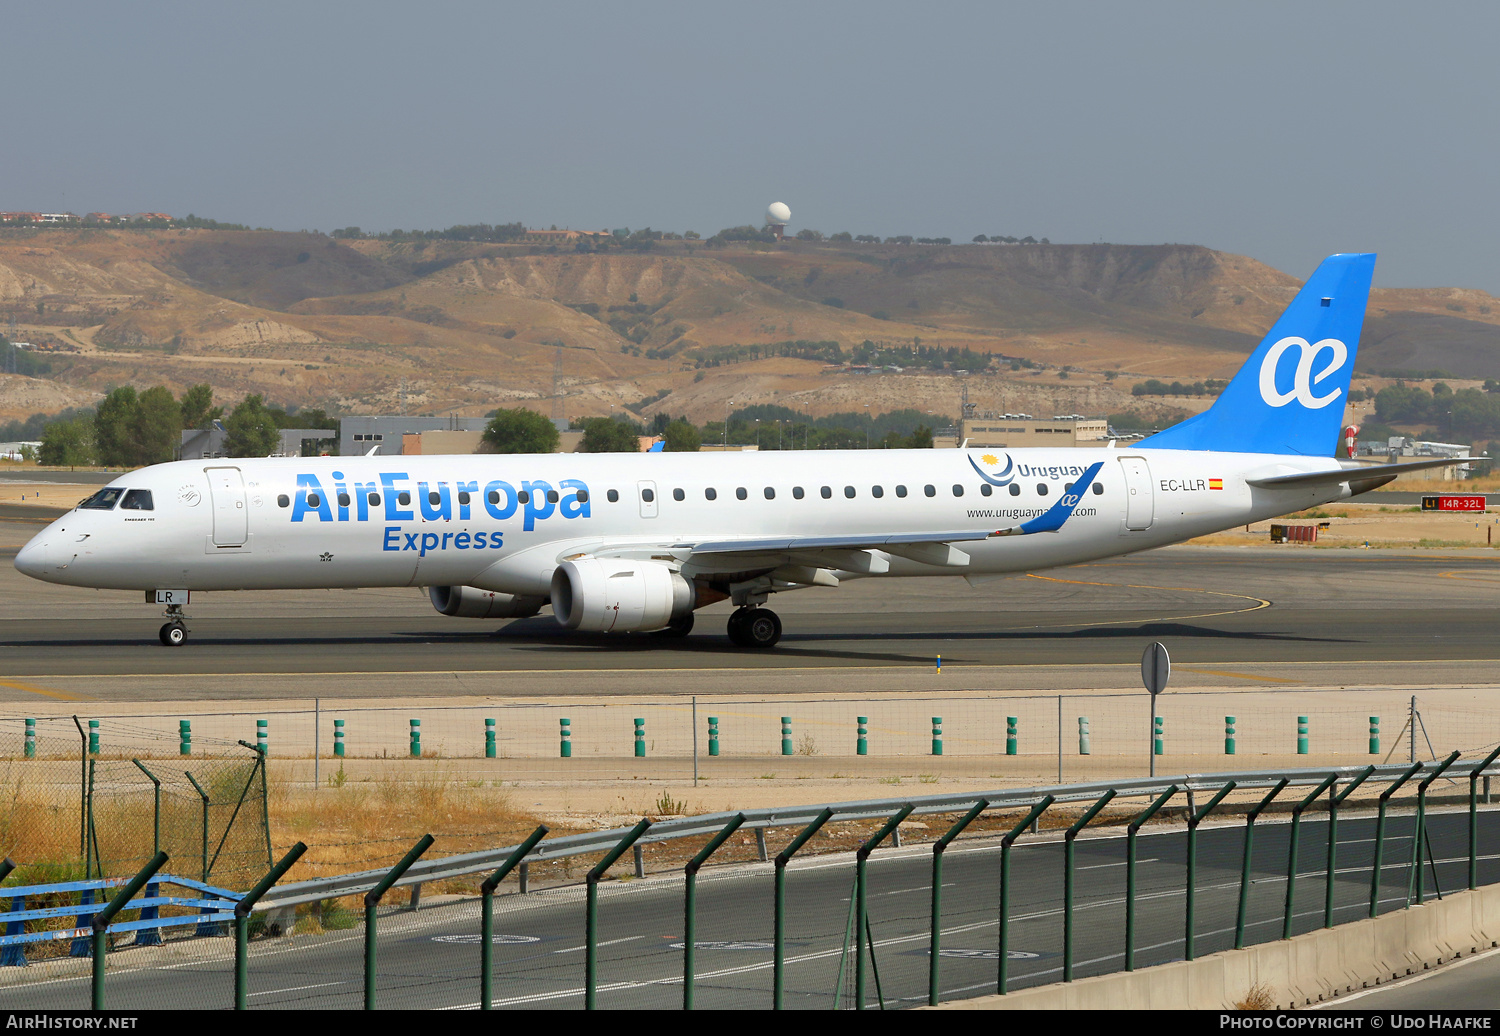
[79, 487, 126, 510]
[120, 489, 154, 511]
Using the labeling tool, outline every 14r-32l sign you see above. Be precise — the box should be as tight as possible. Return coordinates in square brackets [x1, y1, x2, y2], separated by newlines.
[1421, 494, 1487, 512]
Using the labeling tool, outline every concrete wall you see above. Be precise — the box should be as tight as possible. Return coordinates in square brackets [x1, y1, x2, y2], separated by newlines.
[936, 882, 1500, 1010]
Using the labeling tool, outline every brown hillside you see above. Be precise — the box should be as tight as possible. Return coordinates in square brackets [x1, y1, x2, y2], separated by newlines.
[1, 228, 1498, 427]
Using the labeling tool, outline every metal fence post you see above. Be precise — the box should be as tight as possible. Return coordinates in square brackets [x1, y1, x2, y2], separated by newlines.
[586, 818, 652, 1010]
[1370, 761, 1423, 917]
[1064, 790, 1116, 981]
[480, 825, 549, 1011]
[184, 770, 210, 883]
[364, 834, 434, 1010]
[1185, 782, 1235, 960]
[91, 851, 168, 1010]
[1126, 785, 1176, 970]
[1326, 766, 1376, 928]
[1471, 746, 1500, 890]
[929, 800, 987, 1006]
[1236, 779, 1288, 949]
[1413, 751, 1461, 906]
[854, 804, 912, 1010]
[775, 808, 833, 1010]
[131, 759, 162, 856]
[999, 796, 1053, 994]
[683, 813, 745, 1010]
[235, 843, 307, 1010]
[1283, 773, 1338, 939]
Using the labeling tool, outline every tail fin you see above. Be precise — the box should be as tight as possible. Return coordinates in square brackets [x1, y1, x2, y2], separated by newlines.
[1137, 253, 1375, 455]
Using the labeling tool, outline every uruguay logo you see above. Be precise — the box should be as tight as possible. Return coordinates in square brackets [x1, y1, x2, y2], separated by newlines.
[1258, 336, 1347, 409]
[968, 452, 1016, 486]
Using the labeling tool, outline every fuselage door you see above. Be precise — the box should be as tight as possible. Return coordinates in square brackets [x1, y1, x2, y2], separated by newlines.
[637, 480, 659, 519]
[1118, 456, 1154, 531]
[205, 466, 249, 546]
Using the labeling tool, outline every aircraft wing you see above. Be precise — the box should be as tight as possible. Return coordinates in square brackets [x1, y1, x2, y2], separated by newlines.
[1245, 456, 1488, 489]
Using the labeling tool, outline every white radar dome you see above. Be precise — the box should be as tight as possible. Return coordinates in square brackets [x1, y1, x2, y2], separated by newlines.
[766, 202, 791, 225]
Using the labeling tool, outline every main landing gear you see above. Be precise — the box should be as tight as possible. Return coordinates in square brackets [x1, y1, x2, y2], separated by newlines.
[726, 607, 781, 649]
[158, 604, 189, 647]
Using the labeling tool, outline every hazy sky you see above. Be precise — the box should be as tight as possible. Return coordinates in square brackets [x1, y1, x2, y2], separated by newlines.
[8, 2, 1499, 291]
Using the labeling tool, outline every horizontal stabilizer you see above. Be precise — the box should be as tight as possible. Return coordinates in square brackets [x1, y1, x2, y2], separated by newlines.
[1246, 456, 1488, 489]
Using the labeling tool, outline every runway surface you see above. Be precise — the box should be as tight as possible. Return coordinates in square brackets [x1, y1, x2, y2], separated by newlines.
[2, 809, 1491, 1010]
[0, 544, 1498, 697]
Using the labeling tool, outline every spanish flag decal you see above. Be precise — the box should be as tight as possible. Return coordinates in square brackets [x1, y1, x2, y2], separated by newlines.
[1209, 478, 1224, 490]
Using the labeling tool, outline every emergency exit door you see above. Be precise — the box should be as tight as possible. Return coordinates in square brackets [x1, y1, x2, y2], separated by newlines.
[1118, 456, 1154, 531]
[205, 466, 248, 546]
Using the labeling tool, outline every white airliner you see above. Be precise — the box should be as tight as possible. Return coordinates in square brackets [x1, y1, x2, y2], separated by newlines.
[13, 253, 1472, 648]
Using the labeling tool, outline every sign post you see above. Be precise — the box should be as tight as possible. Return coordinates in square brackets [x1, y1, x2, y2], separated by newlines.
[1141, 642, 1170, 778]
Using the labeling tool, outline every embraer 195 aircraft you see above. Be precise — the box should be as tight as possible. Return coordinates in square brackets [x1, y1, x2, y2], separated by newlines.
[13, 253, 1471, 648]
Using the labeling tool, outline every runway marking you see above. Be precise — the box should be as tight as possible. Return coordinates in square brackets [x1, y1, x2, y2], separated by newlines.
[0, 678, 87, 701]
[1022, 572, 1272, 627]
[249, 980, 349, 997]
[1179, 667, 1298, 684]
[552, 935, 643, 954]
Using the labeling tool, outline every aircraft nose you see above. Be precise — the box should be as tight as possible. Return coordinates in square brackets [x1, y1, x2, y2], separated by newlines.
[14, 535, 54, 579]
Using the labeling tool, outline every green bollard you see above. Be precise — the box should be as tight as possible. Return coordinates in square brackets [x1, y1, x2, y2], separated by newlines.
[1297, 716, 1308, 755]
[634, 717, 645, 758]
[1078, 717, 1091, 756]
[256, 719, 268, 757]
[333, 718, 345, 757]
[24, 718, 34, 759]
[485, 718, 496, 759]
[1006, 716, 1017, 756]
[1369, 716, 1380, 755]
[856, 716, 868, 756]
[708, 716, 719, 757]
[409, 718, 420, 758]
[931, 717, 943, 756]
[1224, 716, 1236, 755]
[560, 718, 571, 758]
[88, 719, 99, 755]
[1154, 715, 1163, 756]
[781, 717, 792, 756]
[179, 719, 191, 756]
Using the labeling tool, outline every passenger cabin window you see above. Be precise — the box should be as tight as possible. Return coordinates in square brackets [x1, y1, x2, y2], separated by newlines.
[120, 489, 154, 511]
[792, 486, 804, 500]
[844, 486, 856, 499]
[487, 490, 501, 505]
[337, 492, 351, 507]
[1092, 483, 1103, 495]
[952, 485, 964, 497]
[307, 493, 322, 507]
[369, 492, 381, 506]
[641, 488, 655, 503]
[577, 490, 589, 503]
[1036, 483, 1049, 496]
[546, 490, 559, 504]
[820, 486, 832, 499]
[924, 485, 936, 498]
[672, 488, 685, 502]
[871, 485, 884, 499]
[458, 491, 471, 505]
[896, 485, 908, 498]
[704, 488, 717, 501]
[428, 492, 441, 506]
[277, 494, 290, 508]
[607, 489, 619, 502]
[980, 484, 992, 497]
[79, 487, 125, 510]
[736, 487, 747, 500]
[398, 491, 412, 506]
[764, 487, 775, 500]
[517, 490, 530, 504]
[1008, 484, 1021, 497]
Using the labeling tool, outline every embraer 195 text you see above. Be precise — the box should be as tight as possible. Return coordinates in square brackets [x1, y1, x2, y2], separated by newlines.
[14, 254, 1470, 648]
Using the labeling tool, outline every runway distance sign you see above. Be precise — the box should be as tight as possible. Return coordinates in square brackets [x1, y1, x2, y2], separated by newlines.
[1421, 495, 1486, 512]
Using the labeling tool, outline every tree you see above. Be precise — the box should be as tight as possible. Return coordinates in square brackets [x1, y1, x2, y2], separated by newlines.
[579, 417, 642, 453]
[39, 417, 94, 468]
[662, 419, 701, 452]
[180, 384, 221, 430]
[134, 386, 182, 464]
[223, 394, 280, 457]
[906, 424, 934, 449]
[482, 408, 560, 453]
[93, 387, 139, 467]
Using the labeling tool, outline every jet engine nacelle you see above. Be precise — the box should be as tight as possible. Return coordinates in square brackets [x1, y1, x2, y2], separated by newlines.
[550, 558, 693, 632]
[428, 585, 546, 619]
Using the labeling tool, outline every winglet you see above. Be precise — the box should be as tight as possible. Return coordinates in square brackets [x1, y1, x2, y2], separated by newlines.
[992, 462, 1104, 536]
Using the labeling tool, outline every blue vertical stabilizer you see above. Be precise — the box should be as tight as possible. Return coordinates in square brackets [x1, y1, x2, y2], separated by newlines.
[1138, 253, 1375, 456]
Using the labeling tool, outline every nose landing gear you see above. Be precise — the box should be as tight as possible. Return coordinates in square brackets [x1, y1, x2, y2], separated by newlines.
[727, 607, 781, 648]
[158, 603, 189, 646]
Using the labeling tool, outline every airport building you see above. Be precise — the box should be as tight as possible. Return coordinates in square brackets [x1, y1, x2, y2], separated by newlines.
[956, 414, 1109, 449]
